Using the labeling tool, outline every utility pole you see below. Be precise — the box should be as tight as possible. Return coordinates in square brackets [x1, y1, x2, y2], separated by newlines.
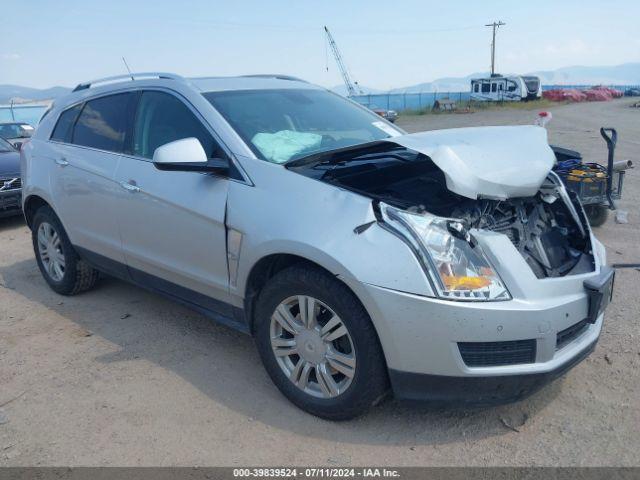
[485, 21, 505, 76]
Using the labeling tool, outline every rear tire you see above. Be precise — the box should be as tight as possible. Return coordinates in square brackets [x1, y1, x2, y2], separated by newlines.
[585, 205, 609, 227]
[254, 265, 388, 420]
[32, 206, 99, 295]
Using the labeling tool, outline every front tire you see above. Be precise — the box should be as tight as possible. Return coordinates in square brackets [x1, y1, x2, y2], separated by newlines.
[32, 206, 99, 295]
[254, 265, 388, 420]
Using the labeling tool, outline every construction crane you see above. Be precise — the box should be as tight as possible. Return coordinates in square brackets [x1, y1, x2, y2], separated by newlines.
[324, 26, 363, 97]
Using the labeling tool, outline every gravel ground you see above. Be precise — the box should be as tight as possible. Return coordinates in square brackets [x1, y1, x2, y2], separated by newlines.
[0, 99, 638, 466]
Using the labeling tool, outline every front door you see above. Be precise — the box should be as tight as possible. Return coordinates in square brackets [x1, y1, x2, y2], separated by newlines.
[114, 90, 231, 308]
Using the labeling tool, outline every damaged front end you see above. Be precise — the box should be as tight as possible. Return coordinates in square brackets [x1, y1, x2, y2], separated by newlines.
[378, 202, 512, 301]
[446, 173, 593, 280]
[376, 172, 593, 301]
[288, 128, 595, 300]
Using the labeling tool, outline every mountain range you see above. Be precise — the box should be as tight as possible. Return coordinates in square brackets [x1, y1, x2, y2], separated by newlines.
[2, 62, 639, 103]
[0, 85, 71, 105]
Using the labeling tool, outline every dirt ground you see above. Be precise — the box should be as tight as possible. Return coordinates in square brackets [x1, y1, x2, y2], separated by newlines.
[1, 99, 638, 467]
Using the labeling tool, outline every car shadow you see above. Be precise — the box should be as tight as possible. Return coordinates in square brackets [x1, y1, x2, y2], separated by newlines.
[0, 257, 563, 446]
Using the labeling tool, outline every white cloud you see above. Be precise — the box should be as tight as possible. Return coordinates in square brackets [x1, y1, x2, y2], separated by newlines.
[501, 38, 609, 72]
[1, 53, 21, 60]
[541, 39, 600, 57]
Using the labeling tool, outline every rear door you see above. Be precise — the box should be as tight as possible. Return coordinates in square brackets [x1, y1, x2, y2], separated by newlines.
[114, 90, 231, 307]
[49, 92, 136, 267]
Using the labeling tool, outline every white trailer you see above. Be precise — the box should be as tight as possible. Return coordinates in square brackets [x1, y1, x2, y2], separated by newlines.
[470, 75, 542, 102]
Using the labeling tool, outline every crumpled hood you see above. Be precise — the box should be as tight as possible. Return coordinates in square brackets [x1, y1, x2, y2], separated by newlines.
[384, 125, 555, 200]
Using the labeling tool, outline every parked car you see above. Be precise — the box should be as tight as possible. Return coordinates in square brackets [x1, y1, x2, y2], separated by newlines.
[0, 121, 35, 149]
[0, 137, 22, 218]
[370, 106, 398, 123]
[21, 73, 613, 419]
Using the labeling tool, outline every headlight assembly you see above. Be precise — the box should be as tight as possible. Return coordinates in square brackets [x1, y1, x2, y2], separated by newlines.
[380, 203, 510, 301]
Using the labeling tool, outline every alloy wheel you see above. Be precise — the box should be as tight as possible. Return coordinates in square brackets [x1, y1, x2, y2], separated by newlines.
[37, 222, 66, 282]
[270, 295, 356, 399]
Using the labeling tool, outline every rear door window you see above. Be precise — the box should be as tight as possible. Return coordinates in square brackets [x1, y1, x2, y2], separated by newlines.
[51, 104, 83, 143]
[72, 92, 136, 153]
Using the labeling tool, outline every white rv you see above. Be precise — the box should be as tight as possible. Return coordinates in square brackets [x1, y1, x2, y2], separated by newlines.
[470, 75, 542, 102]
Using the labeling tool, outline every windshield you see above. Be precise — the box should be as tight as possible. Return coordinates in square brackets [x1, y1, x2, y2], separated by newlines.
[0, 123, 33, 140]
[203, 89, 401, 164]
[0, 138, 15, 153]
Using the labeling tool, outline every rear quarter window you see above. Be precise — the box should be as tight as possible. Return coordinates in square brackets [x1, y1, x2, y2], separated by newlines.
[50, 104, 83, 143]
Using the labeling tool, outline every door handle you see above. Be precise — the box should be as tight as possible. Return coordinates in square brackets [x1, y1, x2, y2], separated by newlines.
[55, 157, 69, 167]
[120, 181, 140, 193]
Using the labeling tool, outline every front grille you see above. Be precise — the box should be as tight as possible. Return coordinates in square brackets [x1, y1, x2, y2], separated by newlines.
[458, 340, 537, 367]
[556, 319, 590, 350]
[0, 177, 21, 191]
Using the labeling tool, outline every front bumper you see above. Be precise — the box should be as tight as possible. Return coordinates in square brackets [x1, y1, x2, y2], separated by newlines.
[0, 189, 22, 217]
[389, 339, 597, 406]
[361, 281, 603, 376]
[355, 263, 606, 404]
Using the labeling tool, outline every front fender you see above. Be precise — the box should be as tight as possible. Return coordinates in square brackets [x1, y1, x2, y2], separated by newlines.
[227, 160, 432, 302]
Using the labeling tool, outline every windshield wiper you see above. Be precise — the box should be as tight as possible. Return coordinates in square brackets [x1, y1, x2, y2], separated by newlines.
[285, 140, 394, 169]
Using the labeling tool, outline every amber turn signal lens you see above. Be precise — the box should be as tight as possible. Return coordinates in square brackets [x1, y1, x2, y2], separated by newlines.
[442, 275, 492, 290]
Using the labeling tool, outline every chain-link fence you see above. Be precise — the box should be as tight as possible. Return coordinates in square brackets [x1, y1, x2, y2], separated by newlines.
[351, 91, 471, 112]
[351, 85, 640, 113]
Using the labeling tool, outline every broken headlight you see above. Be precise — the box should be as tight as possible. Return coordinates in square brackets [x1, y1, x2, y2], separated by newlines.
[380, 204, 510, 301]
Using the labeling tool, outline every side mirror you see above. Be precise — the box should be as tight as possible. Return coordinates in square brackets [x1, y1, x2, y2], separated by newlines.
[152, 137, 229, 175]
[13, 141, 23, 151]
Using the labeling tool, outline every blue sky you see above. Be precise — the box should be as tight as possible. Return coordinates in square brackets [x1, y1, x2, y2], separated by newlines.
[1, 0, 639, 89]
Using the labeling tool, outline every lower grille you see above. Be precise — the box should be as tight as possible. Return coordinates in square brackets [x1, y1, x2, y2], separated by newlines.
[458, 340, 537, 367]
[0, 192, 21, 209]
[556, 319, 590, 350]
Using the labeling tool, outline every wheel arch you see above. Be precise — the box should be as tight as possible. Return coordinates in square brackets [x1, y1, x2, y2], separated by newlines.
[243, 251, 392, 397]
[243, 253, 372, 337]
[244, 254, 333, 333]
[23, 194, 53, 230]
[237, 237, 405, 371]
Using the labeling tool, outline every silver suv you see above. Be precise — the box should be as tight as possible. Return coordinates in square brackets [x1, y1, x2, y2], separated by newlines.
[21, 73, 613, 419]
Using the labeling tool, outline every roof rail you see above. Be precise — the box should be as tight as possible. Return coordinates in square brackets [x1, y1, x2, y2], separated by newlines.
[72, 72, 184, 92]
[241, 74, 308, 83]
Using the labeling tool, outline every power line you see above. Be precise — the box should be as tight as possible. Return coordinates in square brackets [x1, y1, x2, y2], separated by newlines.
[130, 17, 486, 36]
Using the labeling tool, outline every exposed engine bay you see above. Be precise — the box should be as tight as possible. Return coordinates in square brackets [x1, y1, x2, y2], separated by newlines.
[449, 196, 593, 278]
[289, 142, 594, 279]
